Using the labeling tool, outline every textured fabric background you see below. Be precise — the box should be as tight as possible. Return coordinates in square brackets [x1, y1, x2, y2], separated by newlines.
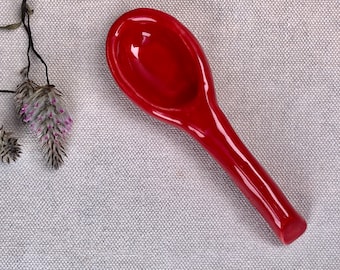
[0, 0, 339, 269]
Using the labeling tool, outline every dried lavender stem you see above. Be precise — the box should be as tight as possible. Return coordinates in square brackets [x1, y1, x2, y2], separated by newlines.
[0, 90, 16, 93]
[21, 0, 50, 85]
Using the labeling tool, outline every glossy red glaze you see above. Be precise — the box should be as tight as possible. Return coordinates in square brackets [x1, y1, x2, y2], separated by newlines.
[106, 8, 306, 244]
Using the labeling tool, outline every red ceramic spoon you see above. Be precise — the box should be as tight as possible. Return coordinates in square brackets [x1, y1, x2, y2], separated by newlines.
[106, 8, 306, 244]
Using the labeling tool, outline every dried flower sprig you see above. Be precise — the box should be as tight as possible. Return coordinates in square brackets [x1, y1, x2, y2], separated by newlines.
[0, 126, 22, 163]
[17, 1, 73, 168]
[15, 80, 73, 168]
[0, 0, 73, 168]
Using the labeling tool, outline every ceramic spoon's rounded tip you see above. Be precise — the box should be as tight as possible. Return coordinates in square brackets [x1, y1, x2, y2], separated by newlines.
[106, 8, 202, 110]
[280, 215, 307, 245]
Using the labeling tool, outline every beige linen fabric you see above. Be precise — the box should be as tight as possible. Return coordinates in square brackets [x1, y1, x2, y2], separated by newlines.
[0, 0, 339, 269]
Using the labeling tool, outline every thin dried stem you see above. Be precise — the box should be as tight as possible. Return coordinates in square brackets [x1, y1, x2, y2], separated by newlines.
[21, 0, 50, 85]
[0, 90, 16, 93]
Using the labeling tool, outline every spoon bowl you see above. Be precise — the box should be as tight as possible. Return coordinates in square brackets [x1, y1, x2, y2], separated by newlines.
[106, 8, 307, 244]
[111, 18, 199, 108]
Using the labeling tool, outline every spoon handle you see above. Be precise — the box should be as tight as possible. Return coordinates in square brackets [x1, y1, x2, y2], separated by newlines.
[187, 104, 306, 244]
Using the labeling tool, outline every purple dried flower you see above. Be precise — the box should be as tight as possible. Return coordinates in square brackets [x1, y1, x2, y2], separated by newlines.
[15, 79, 39, 118]
[15, 80, 73, 169]
[0, 126, 22, 163]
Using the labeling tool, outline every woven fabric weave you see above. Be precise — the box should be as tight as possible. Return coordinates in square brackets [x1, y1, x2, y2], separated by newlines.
[0, 0, 339, 269]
